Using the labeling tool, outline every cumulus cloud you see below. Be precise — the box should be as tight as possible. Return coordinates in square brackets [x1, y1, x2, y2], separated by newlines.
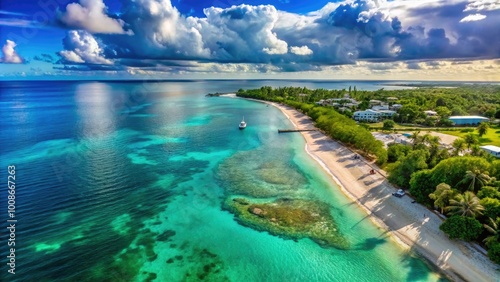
[59, 30, 113, 64]
[0, 40, 24, 64]
[118, 0, 209, 59]
[54, 0, 500, 73]
[460, 13, 487, 22]
[290, 46, 313, 55]
[202, 4, 288, 59]
[59, 0, 130, 34]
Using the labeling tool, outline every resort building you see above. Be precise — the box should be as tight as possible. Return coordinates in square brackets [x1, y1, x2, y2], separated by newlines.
[480, 145, 500, 158]
[448, 116, 489, 125]
[353, 109, 396, 122]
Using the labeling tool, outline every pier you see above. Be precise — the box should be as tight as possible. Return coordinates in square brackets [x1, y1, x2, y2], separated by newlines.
[278, 129, 317, 133]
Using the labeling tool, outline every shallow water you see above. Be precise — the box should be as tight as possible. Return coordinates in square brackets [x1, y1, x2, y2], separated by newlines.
[0, 80, 445, 281]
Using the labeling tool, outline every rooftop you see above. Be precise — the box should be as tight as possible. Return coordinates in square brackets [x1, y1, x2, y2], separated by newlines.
[449, 116, 489, 119]
[480, 145, 500, 153]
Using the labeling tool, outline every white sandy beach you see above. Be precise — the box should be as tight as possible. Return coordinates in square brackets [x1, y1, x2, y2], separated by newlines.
[265, 101, 499, 282]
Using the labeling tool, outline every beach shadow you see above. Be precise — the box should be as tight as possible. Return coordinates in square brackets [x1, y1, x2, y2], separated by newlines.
[357, 174, 370, 181]
[354, 237, 388, 251]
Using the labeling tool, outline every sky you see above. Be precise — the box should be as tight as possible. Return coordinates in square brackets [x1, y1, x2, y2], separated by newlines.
[0, 0, 499, 80]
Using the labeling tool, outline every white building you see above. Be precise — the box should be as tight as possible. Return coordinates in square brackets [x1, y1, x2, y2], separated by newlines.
[369, 99, 383, 105]
[353, 109, 381, 122]
[391, 104, 403, 111]
[480, 145, 500, 158]
[353, 109, 397, 122]
[372, 105, 389, 111]
[424, 110, 438, 116]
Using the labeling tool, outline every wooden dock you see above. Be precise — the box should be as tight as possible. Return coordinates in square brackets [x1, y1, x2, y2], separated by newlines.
[278, 129, 317, 133]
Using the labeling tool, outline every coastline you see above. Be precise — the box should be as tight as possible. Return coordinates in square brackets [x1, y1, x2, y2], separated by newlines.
[245, 98, 498, 282]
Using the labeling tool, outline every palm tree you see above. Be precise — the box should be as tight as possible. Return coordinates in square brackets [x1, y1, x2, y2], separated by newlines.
[451, 138, 466, 156]
[429, 183, 458, 214]
[477, 122, 489, 137]
[464, 133, 479, 149]
[463, 169, 491, 191]
[470, 144, 485, 157]
[483, 217, 500, 247]
[446, 191, 484, 217]
[410, 131, 421, 148]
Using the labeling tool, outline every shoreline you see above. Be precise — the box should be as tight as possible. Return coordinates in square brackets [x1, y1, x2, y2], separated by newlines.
[244, 97, 498, 282]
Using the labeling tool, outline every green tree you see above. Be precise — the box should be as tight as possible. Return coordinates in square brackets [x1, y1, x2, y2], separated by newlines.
[477, 122, 489, 137]
[487, 242, 500, 264]
[439, 215, 483, 241]
[410, 131, 421, 148]
[387, 143, 411, 163]
[429, 183, 458, 214]
[464, 133, 479, 149]
[451, 138, 466, 156]
[495, 109, 500, 119]
[428, 156, 491, 192]
[483, 217, 500, 247]
[387, 149, 429, 188]
[480, 198, 500, 220]
[477, 186, 500, 200]
[435, 106, 451, 118]
[382, 119, 396, 130]
[484, 109, 496, 119]
[461, 169, 491, 191]
[435, 97, 446, 107]
[409, 170, 435, 205]
[446, 191, 484, 217]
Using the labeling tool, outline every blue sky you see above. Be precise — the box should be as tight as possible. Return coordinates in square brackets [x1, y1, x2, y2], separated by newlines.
[0, 0, 499, 80]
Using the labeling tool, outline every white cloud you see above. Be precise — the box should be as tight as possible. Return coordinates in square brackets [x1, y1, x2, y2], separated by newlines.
[59, 0, 130, 34]
[202, 4, 289, 58]
[464, 0, 500, 12]
[290, 46, 313, 55]
[0, 40, 24, 63]
[459, 13, 487, 22]
[59, 30, 112, 64]
[122, 0, 209, 58]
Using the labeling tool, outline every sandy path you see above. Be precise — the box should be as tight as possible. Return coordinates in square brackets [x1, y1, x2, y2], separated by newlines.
[264, 101, 499, 282]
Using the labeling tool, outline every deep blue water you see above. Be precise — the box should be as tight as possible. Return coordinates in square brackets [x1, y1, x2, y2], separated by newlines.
[0, 80, 445, 281]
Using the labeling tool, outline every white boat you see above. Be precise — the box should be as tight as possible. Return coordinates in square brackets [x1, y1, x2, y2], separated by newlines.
[239, 117, 247, 129]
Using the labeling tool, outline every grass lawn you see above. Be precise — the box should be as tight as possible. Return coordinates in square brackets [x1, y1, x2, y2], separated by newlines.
[435, 126, 500, 146]
[368, 122, 500, 146]
[368, 122, 419, 130]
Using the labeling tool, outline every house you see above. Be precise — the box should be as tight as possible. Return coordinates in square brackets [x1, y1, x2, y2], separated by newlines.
[372, 105, 390, 111]
[448, 116, 489, 125]
[480, 145, 500, 158]
[369, 99, 383, 105]
[387, 97, 398, 101]
[353, 109, 381, 122]
[378, 110, 397, 118]
[390, 104, 403, 111]
[424, 110, 438, 117]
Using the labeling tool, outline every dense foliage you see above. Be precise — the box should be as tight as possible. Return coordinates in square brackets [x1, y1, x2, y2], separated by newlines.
[237, 84, 500, 125]
[439, 216, 483, 241]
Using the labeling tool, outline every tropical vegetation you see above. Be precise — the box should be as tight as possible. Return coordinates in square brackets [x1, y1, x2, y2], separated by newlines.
[235, 85, 500, 264]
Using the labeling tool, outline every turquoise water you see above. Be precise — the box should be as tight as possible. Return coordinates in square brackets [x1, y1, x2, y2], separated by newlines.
[0, 80, 445, 281]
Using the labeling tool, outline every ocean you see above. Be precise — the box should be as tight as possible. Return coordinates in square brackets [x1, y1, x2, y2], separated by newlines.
[0, 80, 445, 281]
